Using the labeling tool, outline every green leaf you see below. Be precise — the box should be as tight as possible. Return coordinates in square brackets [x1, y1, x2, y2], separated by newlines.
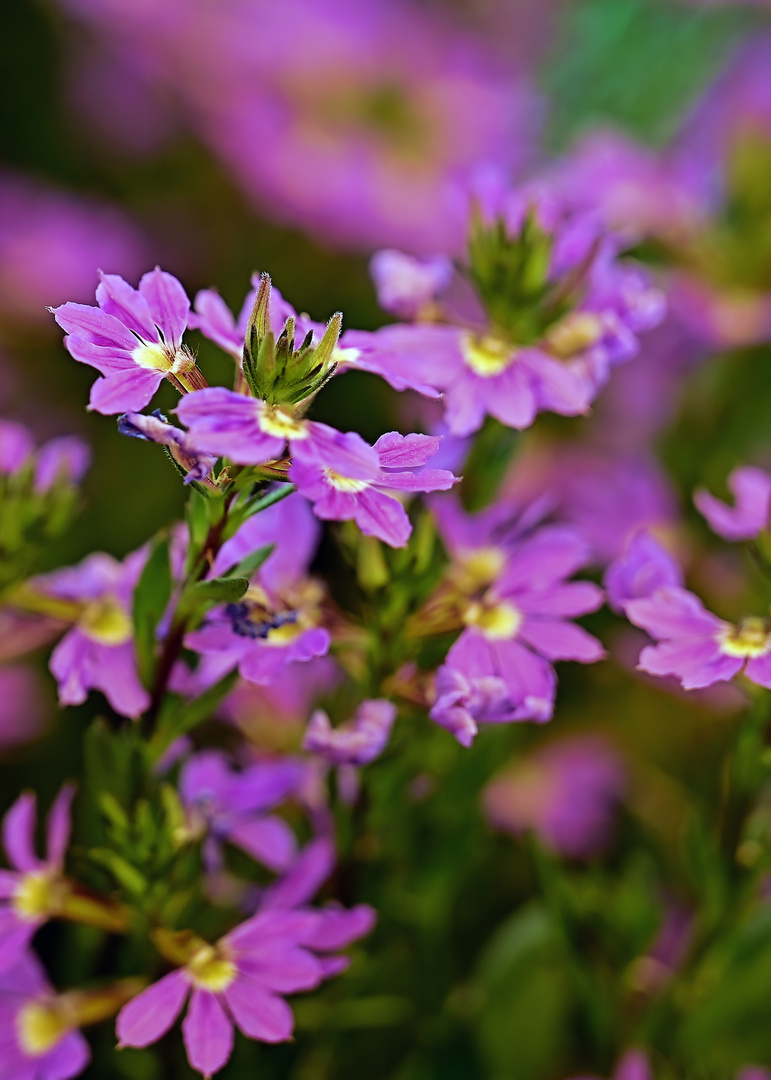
[88, 847, 148, 895]
[133, 534, 172, 686]
[185, 576, 249, 608]
[148, 669, 240, 762]
[185, 489, 209, 565]
[227, 543, 274, 579]
[242, 483, 296, 520]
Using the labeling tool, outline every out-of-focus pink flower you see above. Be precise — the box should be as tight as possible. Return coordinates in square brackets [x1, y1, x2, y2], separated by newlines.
[484, 735, 625, 858]
[57, 0, 538, 253]
[0, 786, 75, 973]
[604, 531, 683, 614]
[0, 951, 91, 1080]
[695, 466, 771, 542]
[626, 586, 771, 691]
[0, 173, 146, 327]
[39, 550, 150, 719]
[303, 699, 396, 766]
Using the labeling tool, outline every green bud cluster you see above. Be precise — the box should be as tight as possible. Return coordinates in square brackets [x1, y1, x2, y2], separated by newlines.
[468, 204, 594, 345]
[0, 461, 82, 592]
[242, 273, 343, 406]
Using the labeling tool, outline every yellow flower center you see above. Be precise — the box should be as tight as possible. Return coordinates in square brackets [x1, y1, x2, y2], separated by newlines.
[464, 599, 522, 640]
[264, 622, 305, 647]
[719, 616, 771, 658]
[461, 334, 516, 378]
[17, 1003, 69, 1057]
[14, 871, 57, 921]
[258, 407, 309, 440]
[323, 469, 369, 493]
[132, 342, 195, 376]
[79, 596, 134, 645]
[544, 312, 604, 359]
[132, 341, 171, 371]
[187, 946, 237, 992]
[453, 547, 507, 592]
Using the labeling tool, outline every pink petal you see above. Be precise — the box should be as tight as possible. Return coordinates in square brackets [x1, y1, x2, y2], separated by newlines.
[375, 468, 457, 494]
[181, 989, 234, 1078]
[89, 368, 165, 415]
[116, 970, 189, 1048]
[45, 784, 76, 868]
[139, 268, 189, 350]
[516, 582, 604, 618]
[497, 527, 591, 593]
[625, 586, 725, 640]
[354, 488, 412, 547]
[237, 945, 322, 993]
[486, 364, 538, 430]
[0, 871, 19, 898]
[261, 837, 335, 910]
[3, 792, 41, 872]
[694, 466, 771, 541]
[224, 979, 294, 1043]
[38, 1029, 91, 1080]
[519, 619, 605, 663]
[0, 919, 37, 974]
[373, 432, 442, 468]
[745, 651, 771, 689]
[637, 640, 742, 689]
[90, 642, 150, 720]
[97, 272, 156, 340]
[52, 301, 140, 351]
[227, 816, 296, 873]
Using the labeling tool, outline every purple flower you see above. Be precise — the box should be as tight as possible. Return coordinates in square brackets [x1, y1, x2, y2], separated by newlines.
[34, 437, 91, 493]
[290, 430, 457, 547]
[604, 530, 683, 614]
[431, 492, 553, 592]
[483, 735, 625, 858]
[358, 191, 663, 437]
[40, 550, 150, 719]
[118, 410, 217, 485]
[0, 951, 90, 1080]
[179, 751, 301, 873]
[303, 699, 396, 766]
[0, 420, 34, 475]
[369, 323, 596, 437]
[625, 585, 771, 690]
[431, 526, 604, 745]
[185, 495, 330, 688]
[174, 386, 326, 468]
[694, 466, 771, 541]
[369, 250, 452, 319]
[52, 268, 203, 415]
[0, 786, 75, 973]
[115, 903, 375, 1077]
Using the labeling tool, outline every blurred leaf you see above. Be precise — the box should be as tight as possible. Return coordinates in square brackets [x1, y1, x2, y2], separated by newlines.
[133, 533, 172, 686]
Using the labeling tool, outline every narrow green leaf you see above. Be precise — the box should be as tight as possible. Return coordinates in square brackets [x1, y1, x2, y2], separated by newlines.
[185, 576, 249, 607]
[228, 543, 275, 580]
[133, 534, 172, 686]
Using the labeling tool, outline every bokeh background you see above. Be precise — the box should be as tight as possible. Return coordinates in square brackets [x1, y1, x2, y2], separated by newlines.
[4, 1, 771, 1077]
